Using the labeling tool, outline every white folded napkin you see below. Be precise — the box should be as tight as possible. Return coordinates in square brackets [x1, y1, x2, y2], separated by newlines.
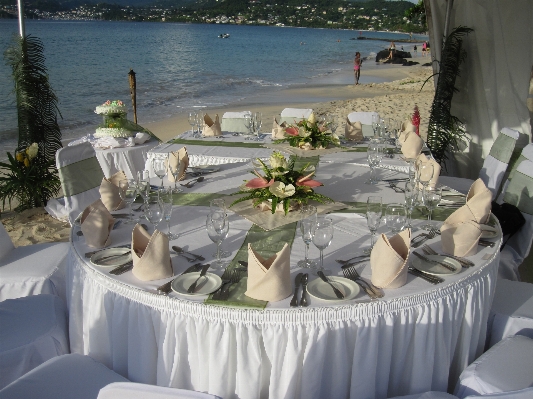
[131, 224, 173, 281]
[272, 118, 288, 139]
[223, 111, 252, 119]
[134, 132, 151, 144]
[416, 154, 441, 188]
[80, 199, 115, 248]
[245, 243, 292, 302]
[344, 118, 364, 141]
[441, 220, 482, 257]
[370, 229, 411, 289]
[401, 132, 424, 159]
[167, 147, 189, 182]
[202, 114, 222, 137]
[100, 170, 127, 211]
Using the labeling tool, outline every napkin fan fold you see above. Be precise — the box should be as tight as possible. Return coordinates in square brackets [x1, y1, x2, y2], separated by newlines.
[167, 146, 189, 182]
[345, 118, 364, 142]
[401, 132, 424, 159]
[371, 229, 411, 289]
[202, 114, 222, 137]
[100, 170, 127, 211]
[131, 224, 172, 281]
[81, 199, 115, 248]
[245, 243, 291, 302]
[272, 118, 288, 139]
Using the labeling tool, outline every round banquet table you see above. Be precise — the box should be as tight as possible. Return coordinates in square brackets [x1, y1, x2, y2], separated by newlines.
[66, 162, 501, 399]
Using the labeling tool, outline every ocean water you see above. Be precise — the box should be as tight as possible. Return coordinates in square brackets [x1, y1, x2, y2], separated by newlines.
[0, 20, 426, 153]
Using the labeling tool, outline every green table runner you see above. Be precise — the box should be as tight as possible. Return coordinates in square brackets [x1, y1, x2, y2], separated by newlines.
[170, 138, 266, 149]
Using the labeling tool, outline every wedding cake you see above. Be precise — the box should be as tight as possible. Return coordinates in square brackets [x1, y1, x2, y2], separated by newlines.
[94, 100, 133, 138]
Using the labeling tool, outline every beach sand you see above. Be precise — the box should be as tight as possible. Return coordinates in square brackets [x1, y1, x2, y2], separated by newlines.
[1, 64, 435, 247]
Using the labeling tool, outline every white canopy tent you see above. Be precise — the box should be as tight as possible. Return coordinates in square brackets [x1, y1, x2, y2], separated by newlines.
[424, 0, 533, 178]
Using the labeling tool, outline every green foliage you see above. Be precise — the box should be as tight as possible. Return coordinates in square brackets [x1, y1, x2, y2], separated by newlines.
[0, 152, 60, 211]
[1, 35, 62, 211]
[274, 118, 340, 150]
[425, 26, 473, 166]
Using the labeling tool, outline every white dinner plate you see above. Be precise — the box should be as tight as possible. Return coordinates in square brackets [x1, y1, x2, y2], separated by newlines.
[90, 248, 132, 267]
[480, 225, 499, 239]
[412, 255, 462, 276]
[190, 165, 220, 174]
[171, 272, 222, 296]
[307, 276, 360, 301]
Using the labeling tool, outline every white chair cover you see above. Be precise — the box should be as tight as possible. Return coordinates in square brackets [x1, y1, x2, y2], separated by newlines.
[488, 279, 533, 348]
[347, 111, 379, 125]
[0, 295, 69, 389]
[0, 222, 69, 302]
[498, 159, 533, 281]
[454, 335, 533, 398]
[497, 143, 533, 203]
[0, 354, 128, 399]
[464, 387, 533, 398]
[56, 142, 104, 225]
[279, 108, 312, 124]
[221, 111, 252, 133]
[437, 176, 474, 195]
[385, 392, 458, 399]
[98, 382, 222, 399]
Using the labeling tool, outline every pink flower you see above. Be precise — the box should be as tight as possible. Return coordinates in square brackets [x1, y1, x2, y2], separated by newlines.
[296, 172, 323, 187]
[285, 127, 299, 136]
[245, 177, 275, 189]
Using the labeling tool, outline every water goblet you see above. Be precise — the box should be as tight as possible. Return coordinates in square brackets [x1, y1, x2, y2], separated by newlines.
[422, 186, 442, 230]
[297, 205, 318, 269]
[365, 142, 382, 184]
[144, 195, 164, 230]
[209, 199, 231, 258]
[385, 203, 407, 234]
[380, 117, 390, 142]
[118, 179, 139, 224]
[363, 196, 382, 254]
[404, 180, 418, 228]
[371, 114, 380, 138]
[206, 212, 229, 268]
[418, 162, 434, 190]
[196, 112, 204, 137]
[188, 112, 197, 136]
[311, 216, 333, 275]
[152, 156, 168, 189]
[168, 152, 183, 193]
[160, 188, 178, 240]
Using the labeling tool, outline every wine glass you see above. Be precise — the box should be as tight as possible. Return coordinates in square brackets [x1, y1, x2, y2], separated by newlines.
[244, 114, 254, 137]
[418, 162, 434, 190]
[404, 180, 418, 228]
[168, 152, 183, 193]
[160, 188, 178, 240]
[311, 216, 333, 275]
[196, 112, 204, 137]
[144, 195, 163, 230]
[365, 142, 381, 184]
[253, 112, 262, 139]
[297, 205, 318, 269]
[371, 114, 380, 138]
[380, 117, 390, 142]
[422, 186, 442, 230]
[363, 196, 382, 254]
[152, 156, 168, 189]
[206, 212, 229, 268]
[385, 203, 407, 234]
[188, 112, 197, 137]
[118, 179, 138, 224]
[209, 199, 230, 258]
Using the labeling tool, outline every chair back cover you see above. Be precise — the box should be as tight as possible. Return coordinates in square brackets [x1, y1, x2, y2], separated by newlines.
[347, 111, 379, 125]
[279, 108, 312, 124]
[479, 127, 519, 198]
[97, 382, 222, 399]
[498, 143, 533, 202]
[56, 142, 104, 225]
[464, 387, 533, 398]
[0, 222, 14, 260]
[221, 111, 252, 133]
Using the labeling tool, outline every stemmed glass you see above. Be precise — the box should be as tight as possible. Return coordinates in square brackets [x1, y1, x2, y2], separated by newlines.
[188, 112, 197, 137]
[404, 180, 418, 228]
[253, 112, 262, 139]
[418, 162, 434, 191]
[311, 216, 333, 275]
[371, 114, 380, 138]
[363, 196, 382, 254]
[168, 152, 183, 193]
[422, 186, 442, 230]
[297, 205, 318, 269]
[385, 203, 407, 234]
[380, 117, 390, 142]
[365, 142, 382, 184]
[206, 211, 229, 268]
[210, 199, 230, 258]
[244, 114, 255, 138]
[152, 155, 168, 189]
[196, 112, 204, 137]
[160, 188, 178, 240]
[137, 171, 150, 206]
[118, 179, 138, 224]
[144, 194, 164, 230]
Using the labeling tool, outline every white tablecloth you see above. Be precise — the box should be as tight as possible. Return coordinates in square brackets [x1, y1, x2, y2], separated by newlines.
[67, 164, 501, 399]
[96, 140, 158, 179]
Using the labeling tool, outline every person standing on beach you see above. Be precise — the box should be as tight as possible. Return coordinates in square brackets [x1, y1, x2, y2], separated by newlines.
[413, 45, 417, 56]
[422, 42, 427, 57]
[354, 52, 362, 85]
[386, 41, 396, 60]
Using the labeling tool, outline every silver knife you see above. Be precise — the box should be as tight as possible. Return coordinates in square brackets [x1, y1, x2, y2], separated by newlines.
[290, 273, 303, 307]
[156, 263, 203, 294]
[85, 244, 130, 258]
[187, 263, 211, 293]
[413, 252, 456, 272]
[408, 266, 444, 284]
[95, 251, 131, 264]
[340, 258, 369, 269]
[317, 271, 344, 299]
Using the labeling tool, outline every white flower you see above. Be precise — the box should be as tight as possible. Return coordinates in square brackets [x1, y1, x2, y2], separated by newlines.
[269, 181, 295, 198]
[307, 113, 316, 124]
[298, 127, 311, 138]
[26, 143, 38, 160]
[270, 152, 288, 169]
[331, 133, 340, 145]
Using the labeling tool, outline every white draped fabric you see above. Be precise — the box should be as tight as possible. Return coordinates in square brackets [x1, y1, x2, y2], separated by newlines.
[68, 202, 500, 399]
[98, 382, 222, 399]
[95, 140, 158, 179]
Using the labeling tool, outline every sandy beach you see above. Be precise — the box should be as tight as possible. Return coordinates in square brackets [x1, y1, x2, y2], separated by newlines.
[1, 63, 435, 247]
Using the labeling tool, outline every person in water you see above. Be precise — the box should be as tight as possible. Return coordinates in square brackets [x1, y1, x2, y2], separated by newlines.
[354, 52, 362, 85]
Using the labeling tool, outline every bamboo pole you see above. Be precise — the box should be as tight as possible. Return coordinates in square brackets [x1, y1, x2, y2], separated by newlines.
[128, 69, 137, 124]
[17, 0, 25, 37]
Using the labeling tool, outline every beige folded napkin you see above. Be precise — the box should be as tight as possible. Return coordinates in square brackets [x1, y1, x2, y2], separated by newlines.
[272, 117, 288, 139]
[370, 229, 411, 289]
[167, 146, 189, 182]
[202, 114, 222, 137]
[416, 154, 441, 188]
[398, 120, 416, 144]
[345, 118, 364, 141]
[441, 220, 482, 257]
[131, 224, 172, 281]
[245, 243, 291, 302]
[443, 178, 492, 225]
[81, 199, 115, 248]
[100, 171, 127, 211]
[401, 132, 424, 159]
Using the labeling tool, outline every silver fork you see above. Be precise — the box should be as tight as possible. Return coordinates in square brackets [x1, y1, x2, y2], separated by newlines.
[220, 270, 242, 300]
[411, 229, 437, 248]
[422, 244, 474, 267]
[343, 268, 381, 299]
[212, 272, 233, 300]
[347, 267, 383, 298]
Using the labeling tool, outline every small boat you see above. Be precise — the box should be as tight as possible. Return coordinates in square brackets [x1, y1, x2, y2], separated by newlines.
[218, 33, 230, 39]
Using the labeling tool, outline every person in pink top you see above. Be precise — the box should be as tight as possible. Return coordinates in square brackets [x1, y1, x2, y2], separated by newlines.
[422, 41, 427, 57]
[354, 52, 362, 85]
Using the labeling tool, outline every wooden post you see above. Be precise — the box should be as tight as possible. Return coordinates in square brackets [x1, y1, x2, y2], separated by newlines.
[128, 69, 137, 124]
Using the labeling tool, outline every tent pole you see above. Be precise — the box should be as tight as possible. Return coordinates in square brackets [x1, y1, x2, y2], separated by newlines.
[423, 0, 438, 89]
[443, 0, 454, 48]
[17, 0, 25, 37]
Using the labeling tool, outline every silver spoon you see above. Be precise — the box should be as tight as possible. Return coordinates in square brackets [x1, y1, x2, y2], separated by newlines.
[180, 176, 205, 188]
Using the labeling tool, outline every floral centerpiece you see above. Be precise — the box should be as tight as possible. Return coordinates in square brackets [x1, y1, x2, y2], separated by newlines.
[274, 113, 340, 150]
[230, 152, 334, 215]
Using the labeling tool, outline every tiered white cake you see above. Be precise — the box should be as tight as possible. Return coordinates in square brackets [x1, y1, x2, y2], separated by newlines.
[94, 100, 133, 138]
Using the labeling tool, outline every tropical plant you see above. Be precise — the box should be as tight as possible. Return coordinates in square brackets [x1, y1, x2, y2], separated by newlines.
[1, 34, 62, 211]
[274, 113, 340, 150]
[425, 26, 473, 165]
